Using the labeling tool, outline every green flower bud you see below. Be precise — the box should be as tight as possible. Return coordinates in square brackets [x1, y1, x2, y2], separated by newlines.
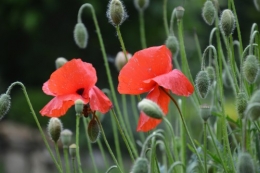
[245, 90, 260, 120]
[138, 98, 164, 119]
[88, 118, 101, 143]
[0, 94, 11, 120]
[107, 0, 128, 26]
[134, 0, 149, 11]
[200, 104, 211, 121]
[73, 22, 88, 49]
[175, 6, 185, 21]
[47, 118, 63, 143]
[55, 57, 68, 69]
[236, 92, 248, 119]
[237, 152, 255, 173]
[219, 9, 236, 36]
[206, 66, 215, 84]
[130, 157, 149, 173]
[254, 0, 260, 11]
[195, 71, 210, 99]
[61, 129, 73, 148]
[75, 99, 84, 116]
[202, 1, 216, 25]
[69, 144, 77, 159]
[115, 51, 132, 71]
[165, 34, 179, 56]
[243, 55, 259, 84]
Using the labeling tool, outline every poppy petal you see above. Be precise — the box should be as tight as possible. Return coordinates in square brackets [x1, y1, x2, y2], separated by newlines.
[118, 45, 172, 95]
[47, 59, 97, 95]
[147, 69, 194, 96]
[42, 81, 55, 96]
[137, 86, 170, 132]
[40, 94, 89, 117]
[89, 86, 113, 114]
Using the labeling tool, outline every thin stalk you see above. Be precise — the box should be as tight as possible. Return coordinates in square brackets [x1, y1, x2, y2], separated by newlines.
[163, 0, 169, 36]
[194, 30, 202, 63]
[75, 116, 83, 173]
[180, 98, 186, 172]
[116, 25, 128, 61]
[105, 165, 118, 173]
[97, 140, 109, 168]
[63, 148, 71, 173]
[55, 142, 63, 172]
[203, 121, 207, 173]
[72, 158, 76, 173]
[5, 82, 62, 173]
[139, 10, 147, 48]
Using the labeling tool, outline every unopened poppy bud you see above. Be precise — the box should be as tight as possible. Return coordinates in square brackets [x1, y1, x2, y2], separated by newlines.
[130, 157, 149, 173]
[237, 152, 255, 173]
[107, 0, 128, 26]
[0, 94, 11, 120]
[55, 57, 68, 69]
[206, 66, 215, 84]
[134, 0, 149, 11]
[242, 55, 259, 84]
[115, 51, 132, 71]
[138, 99, 164, 119]
[254, 0, 260, 11]
[202, 1, 216, 25]
[175, 6, 185, 21]
[47, 118, 63, 143]
[88, 118, 101, 143]
[61, 129, 73, 148]
[195, 71, 210, 99]
[245, 90, 260, 120]
[236, 92, 248, 119]
[75, 99, 84, 116]
[219, 9, 236, 36]
[165, 34, 179, 56]
[73, 22, 88, 49]
[69, 144, 77, 159]
[211, 0, 219, 12]
[200, 104, 211, 121]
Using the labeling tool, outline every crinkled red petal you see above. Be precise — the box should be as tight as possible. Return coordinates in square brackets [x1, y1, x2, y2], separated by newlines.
[42, 81, 55, 96]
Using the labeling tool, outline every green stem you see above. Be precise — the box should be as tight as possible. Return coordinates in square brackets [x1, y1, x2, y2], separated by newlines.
[55, 142, 63, 172]
[76, 115, 83, 173]
[163, 0, 169, 36]
[116, 25, 128, 62]
[105, 165, 118, 173]
[63, 148, 71, 173]
[203, 122, 207, 173]
[169, 9, 176, 35]
[5, 82, 62, 173]
[139, 10, 147, 48]
[72, 158, 76, 173]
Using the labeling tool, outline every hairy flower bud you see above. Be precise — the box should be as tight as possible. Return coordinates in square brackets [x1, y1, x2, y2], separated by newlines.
[115, 51, 132, 71]
[254, 0, 260, 11]
[88, 118, 101, 143]
[69, 144, 77, 159]
[243, 55, 259, 84]
[206, 66, 215, 84]
[130, 157, 149, 173]
[75, 99, 84, 116]
[245, 90, 260, 120]
[73, 22, 88, 49]
[61, 129, 73, 148]
[134, 0, 149, 11]
[47, 118, 63, 143]
[219, 9, 236, 36]
[200, 104, 211, 121]
[195, 71, 210, 99]
[107, 0, 128, 26]
[175, 6, 185, 21]
[165, 34, 179, 56]
[237, 152, 255, 173]
[138, 99, 164, 119]
[0, 94, 11, 120]
[202, 1, 216, 25]
[55, 57, 68, 69]
[236, 92, 248, 119]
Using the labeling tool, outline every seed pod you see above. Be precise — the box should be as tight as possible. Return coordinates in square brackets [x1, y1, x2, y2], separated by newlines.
[165, 34, 179, 56]
[75, 99, 84, 116]
[200, 104, 211, 121]
[130, 157, 149, 173]
[55, 57, 68, 69]
[73, 22, 88, 49]
[107, 0, 128, 26]
[237, 152, 255, 173]
[202, 1, 216, 25]
[47, 118, 63, 143]
[61, 129, 73, 148]
[88, 118, 101, 143]
[138, 98, 164, 119]
[175, 6, 185, 21]
[134, 0, 149, 11]
[236, 92, 248, 119]
[0, 94, 11, 120]
[69, 144, 77, 159]
[243, 55, 259, 84]
[219, 9, 236, 36]
[195, 70, 210, 99]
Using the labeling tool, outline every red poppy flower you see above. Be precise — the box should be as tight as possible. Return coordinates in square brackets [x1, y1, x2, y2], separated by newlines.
[40, 59, 112, 117]
[118, 45, 194, 132]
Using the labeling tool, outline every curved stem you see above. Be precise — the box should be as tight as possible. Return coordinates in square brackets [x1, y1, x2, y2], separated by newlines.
[163, 0, 169, 36]
[169, 9, 176, 35]
[105, 165, 118, 173]
[249, 31, 259, 55]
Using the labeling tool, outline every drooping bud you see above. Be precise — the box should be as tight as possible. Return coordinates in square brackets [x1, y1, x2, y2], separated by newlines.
[205, 66, 215, 84]
[73, 22, 88, 49]
[69, 144, 77, 159]
[61, 129, 73, 148]
[200, 104, 211, 121]
[236, 92, 248, 119]
[245, 90, 260, 120]
[175, 6, 185, 21]
[0, 94, 11, 120]
[107, 0, 128, 26]
[237, 152, 255, 173]
[75, 99, 84, 116]
[165, 34, 179, 56]
[55, 57, 68, 69]
[115, 51, 132, 71]
[202, 1, 216, 25]
[138, 99, 164, 119]
[134, 0, 149, 11]
[195, 71, 210, 99]
[88, 118, 101, 143]
[242, 55, 259, 84]
[47, 117, 63, 143]
[219, 9, 236, 36]
[254, 0, 260, 11]
[130, 157, 149, 173]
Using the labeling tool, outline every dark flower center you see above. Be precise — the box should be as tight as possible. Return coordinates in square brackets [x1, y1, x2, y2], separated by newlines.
[76, 88, 84, 95]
